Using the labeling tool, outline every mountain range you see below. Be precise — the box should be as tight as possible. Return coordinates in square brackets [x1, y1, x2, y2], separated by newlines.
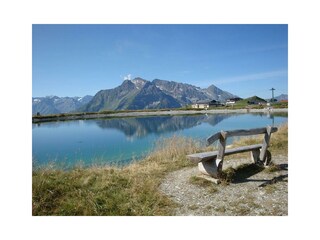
[274, 94, 288, 101]
[32, 77, 288, 115]
[32, 95, 93, 115]
[80, 77, 238, 112]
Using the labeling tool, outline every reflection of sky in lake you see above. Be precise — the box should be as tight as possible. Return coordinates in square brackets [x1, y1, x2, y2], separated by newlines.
[32, 113, 287, 168]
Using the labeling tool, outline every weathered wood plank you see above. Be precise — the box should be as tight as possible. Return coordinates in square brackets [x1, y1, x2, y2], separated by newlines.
[187, 144, 263, 163]
[206, 132, 221, 146]
[225, 144, 262, 155]
[206, 127, 277, 146]
[251, 148, 261, 164]
[217, 131, 227, 162]
[198, 158, 220, 178]
[187, 151, 218, 163]
[259, 126, 272, 161]
[224, 127, 277, 138]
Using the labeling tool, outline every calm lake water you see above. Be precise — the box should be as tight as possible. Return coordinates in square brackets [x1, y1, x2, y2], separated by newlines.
[32, 112, 288, 168]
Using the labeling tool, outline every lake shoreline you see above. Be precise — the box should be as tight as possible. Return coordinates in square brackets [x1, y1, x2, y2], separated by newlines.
[32, 108, 288, 123]
[32, 124, 288, 216]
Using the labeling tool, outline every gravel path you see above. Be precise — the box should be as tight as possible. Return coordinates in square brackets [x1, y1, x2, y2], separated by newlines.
[160, 155, 288, 216]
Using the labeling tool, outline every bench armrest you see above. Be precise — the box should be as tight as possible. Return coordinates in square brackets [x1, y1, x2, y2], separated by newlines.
[206, 132, 221, 146]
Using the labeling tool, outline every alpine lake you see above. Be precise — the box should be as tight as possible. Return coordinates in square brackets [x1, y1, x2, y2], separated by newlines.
[32, 112, 288, 169]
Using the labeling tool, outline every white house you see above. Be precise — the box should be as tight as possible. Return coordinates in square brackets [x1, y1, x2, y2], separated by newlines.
[191, 103, 210, 109]
[191, 102, 210, 109]
[226, 100, 235, 105]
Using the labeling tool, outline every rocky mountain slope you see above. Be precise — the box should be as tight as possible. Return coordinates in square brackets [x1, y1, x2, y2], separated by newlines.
[81, 77, 238, 112]
[153, 79, 237, 105]
[32, 95, 93, 115]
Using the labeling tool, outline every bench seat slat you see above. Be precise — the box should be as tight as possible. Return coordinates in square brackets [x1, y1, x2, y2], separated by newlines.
[206, 127, 278, 146]
[187, 144, 263, 163]
[223, 127, 277, 138]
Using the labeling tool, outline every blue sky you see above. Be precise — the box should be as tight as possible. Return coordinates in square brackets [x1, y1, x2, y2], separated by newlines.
[32, 24, 288, 99]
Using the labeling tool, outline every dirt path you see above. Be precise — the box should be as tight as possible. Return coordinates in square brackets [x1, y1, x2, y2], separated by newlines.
[159, 155, 288, 216]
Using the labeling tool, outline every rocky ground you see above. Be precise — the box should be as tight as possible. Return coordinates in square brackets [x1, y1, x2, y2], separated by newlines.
[160, 155, 288, 216]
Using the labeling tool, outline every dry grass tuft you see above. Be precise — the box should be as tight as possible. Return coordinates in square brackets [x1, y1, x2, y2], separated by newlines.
[269, 123, 288, 155]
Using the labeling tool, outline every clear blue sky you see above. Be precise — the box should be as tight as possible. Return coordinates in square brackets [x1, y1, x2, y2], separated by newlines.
[32, 24, 288, 99]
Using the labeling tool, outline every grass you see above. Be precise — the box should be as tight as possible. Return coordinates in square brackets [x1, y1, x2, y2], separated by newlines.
[33, 123, 288, 216]
[269, 124, 288, 155]
[33, 136, 198, 216]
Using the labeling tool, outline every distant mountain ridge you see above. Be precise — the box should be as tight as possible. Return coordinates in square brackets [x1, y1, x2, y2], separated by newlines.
[33, 77, 241, 114]
[264, 94, 288, 102]
[32, 79, 288, 115]
[274, 94, 288, 101]
[32, 95, 93, 115]
[81, 77, 238, 112]
[153, 79, 237, 104]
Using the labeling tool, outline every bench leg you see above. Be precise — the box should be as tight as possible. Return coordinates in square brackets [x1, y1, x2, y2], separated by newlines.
[251, 149, 260, 164]
[198, 157, 222, 179]
[251, 149, 271, 166]
[263, 150, 272, 166]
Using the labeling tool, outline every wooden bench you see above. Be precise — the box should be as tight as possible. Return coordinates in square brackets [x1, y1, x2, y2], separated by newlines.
[187, 126, 278, 181]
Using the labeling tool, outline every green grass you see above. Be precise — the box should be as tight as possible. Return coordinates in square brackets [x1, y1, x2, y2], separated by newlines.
[32, 123, 288, 216]
[271, 101, 288, 108]
[33, 136, 198, 216]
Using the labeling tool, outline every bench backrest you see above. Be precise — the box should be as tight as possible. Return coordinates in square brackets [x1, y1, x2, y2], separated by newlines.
[206, 126, 278, 162]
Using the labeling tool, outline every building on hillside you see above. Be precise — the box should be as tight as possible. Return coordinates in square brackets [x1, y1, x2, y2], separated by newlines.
[191, 102, 210, 109]
[225, 97, 242, 105]
[191, 100, 223, 109]
[226, 100, 235, 105]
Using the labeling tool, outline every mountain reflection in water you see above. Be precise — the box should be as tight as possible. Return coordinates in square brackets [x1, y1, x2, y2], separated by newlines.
[95, 114, 233, 138]
[32, 112, 288, 167]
